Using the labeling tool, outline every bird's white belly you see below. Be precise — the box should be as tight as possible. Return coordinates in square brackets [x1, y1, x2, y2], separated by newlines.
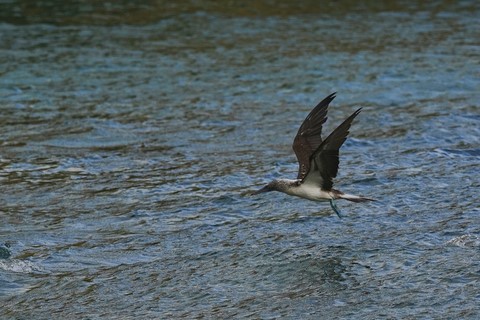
[285, 183, 333, 202]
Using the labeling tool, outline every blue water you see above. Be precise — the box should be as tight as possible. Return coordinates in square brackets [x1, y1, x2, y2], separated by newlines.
[1, 1, 480, 318]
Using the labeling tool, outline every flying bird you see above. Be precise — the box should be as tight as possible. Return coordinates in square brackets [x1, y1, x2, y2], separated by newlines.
[252, 92, 374, 217]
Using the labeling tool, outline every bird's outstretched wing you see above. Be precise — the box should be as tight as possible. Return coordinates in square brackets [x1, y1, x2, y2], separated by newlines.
[306, 108, 362, 190]
[292, 93, 336, 180]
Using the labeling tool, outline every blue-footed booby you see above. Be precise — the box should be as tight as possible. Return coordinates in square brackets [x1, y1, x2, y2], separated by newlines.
[252, 93, 374, 217]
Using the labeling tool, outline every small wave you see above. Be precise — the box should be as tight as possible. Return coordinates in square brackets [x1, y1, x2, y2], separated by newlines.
[434, 148, 480, 158]
[0, 259, 44, 274]
[446, 234, 480, 248]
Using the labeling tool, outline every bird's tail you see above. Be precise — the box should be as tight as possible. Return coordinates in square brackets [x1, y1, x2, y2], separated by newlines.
[338, 193, 376, 203]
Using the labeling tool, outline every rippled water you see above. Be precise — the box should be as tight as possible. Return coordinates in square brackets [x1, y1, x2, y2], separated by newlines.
[1, 1, 480, 318]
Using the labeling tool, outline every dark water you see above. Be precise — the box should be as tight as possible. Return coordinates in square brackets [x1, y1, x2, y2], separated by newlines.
[1, 1, 480, 318]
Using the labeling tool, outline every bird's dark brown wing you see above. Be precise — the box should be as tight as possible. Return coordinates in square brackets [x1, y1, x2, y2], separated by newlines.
[306, 108, 362, 190]
[292, 92, 336, 180]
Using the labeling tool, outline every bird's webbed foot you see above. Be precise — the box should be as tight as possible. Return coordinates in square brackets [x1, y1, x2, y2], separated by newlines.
[329, 199, 342, 218]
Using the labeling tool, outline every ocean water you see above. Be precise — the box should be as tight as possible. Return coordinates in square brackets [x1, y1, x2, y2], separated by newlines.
[1, 1, 479, 318]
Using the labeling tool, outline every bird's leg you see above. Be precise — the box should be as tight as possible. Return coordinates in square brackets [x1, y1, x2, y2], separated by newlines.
[329, 199, 342, 218]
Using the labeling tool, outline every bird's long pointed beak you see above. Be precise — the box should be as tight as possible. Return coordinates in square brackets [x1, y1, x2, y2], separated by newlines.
[250, 185, 271, 196]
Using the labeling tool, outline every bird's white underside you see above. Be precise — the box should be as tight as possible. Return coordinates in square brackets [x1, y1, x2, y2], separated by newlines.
[278, 179, 334, 202]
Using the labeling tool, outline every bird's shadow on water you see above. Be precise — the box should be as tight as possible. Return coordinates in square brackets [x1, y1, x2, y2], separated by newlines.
[251, 249, 350, 299]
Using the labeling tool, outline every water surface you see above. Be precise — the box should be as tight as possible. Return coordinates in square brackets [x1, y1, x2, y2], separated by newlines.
[1, 1, 480, 318]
